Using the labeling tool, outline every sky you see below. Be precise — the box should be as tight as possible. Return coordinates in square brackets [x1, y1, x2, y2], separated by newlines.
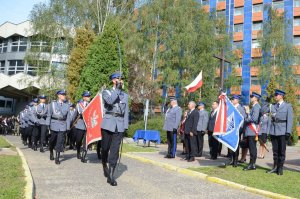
[0, 0, 46, 25]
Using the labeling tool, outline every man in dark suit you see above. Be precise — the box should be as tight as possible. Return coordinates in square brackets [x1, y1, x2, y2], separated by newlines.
[184, 101, 199, 162]
[207, 101, 219, 160]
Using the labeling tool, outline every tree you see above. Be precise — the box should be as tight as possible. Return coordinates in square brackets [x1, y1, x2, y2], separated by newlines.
[67, 26, 95, 102]
[123, 0, 234, 107]
[76, 19, 128, 98]
[284, 78, 299, 145]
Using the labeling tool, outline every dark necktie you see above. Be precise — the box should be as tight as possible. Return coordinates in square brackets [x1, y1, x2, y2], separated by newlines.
[276, 103, 280, 109]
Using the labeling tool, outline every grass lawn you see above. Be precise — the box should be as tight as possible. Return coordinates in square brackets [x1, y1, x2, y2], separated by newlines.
[0, 155, 26, 199]
[0, 136, 12, 148]
[190, 165, 300, 198]
[122, 143, 158, 153]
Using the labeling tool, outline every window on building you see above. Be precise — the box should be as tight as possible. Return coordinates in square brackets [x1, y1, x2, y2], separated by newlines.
[251, 76, 260, 85]
[0, 61, 5, 73]
[253, 4, 263, 13]
[272, 1, 284, 10]
[0, 39, 8, 53]
[251, 57, 262, 66]
[294, 18, 300, 26]
[233, 41, 243, 50]
[53, 40, 68, 54]
[295, 75, 300, 85]
[217, 10, 226, 18]
[234, 7, 244, 16]
[253, 22, 263, 31]
[295, 0, 300, 7]
[234, 24, 243, 32]
[0, 100, 5, 108]
[202, 0, 209, 6]
[11, 36, 27, 52]
[232, 59, 242, 68]
[252, 40, 260, 48]
[8, 60, 25, 75]
[217, 0, 225, 2]
[6, 101, 12, 108]
[294, 36, 300, 46]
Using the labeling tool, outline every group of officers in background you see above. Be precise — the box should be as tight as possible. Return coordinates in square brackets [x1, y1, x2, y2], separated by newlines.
[163, 89, 293, 175]
[18, 71, 128, 186]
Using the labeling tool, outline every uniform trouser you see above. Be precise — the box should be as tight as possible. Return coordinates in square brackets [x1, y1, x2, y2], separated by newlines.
[167, 131, 177, 157]
[75, 128, 86, 152]
[196, 131, 204, 156]
[26, 125, 34, 146]
[32, 126, 40, 147]
[247, 136, 257, 164]
[49, 131, 65, 152]
[67, 128, 75, 147]
[270, 135, 286, 166]
[208, 131, 219, 159]
[20, 128, 25, 141]
[39, 125, 47, 147]
[184, 134, 197, 158]
[232, 130, 243, 160]
[101, 129, 123, 167]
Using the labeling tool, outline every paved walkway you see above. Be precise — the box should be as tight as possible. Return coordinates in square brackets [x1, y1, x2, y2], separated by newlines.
[133, 135, 300, 172]
[5, 135, 264, 199]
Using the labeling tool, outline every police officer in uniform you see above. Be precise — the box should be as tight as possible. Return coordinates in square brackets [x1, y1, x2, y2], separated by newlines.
[101, 71, 129, 186]
[19, 107, 28, 145]
[35, 95, 49, 152]
[267, 89, 293, 175]
[196, 102, 208, 157]
[27, 101, 37, 148]
[47, 90, 71, 164]
[163, 97, 182, 159]
[28, 98, 40, 151]
[230, 95, 247, 167]
[243, 92, 261, 171]
[74, 91, 91, 163]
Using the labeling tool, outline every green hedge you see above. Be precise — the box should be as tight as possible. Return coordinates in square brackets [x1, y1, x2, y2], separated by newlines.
[127, 116, 169, 144]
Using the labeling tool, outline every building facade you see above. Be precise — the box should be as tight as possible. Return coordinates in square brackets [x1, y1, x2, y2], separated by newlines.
[0, 21, 68, 115]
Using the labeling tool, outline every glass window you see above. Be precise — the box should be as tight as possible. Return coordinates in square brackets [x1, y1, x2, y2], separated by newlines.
[232, 59, 242, 68]
[234, 7, 244, 16]
[253, 22, 263, 31]
[0, 61, 5, 73]
[252, 40, 260, 48]
[10, 36, 27, 52]
[294, 36, 300, 46]
[295, 0, 300, 7]
[0, 39, 8, 53]
[6, 101, 12, 108]
[234, 24, 243, 32]
[294, 18, 300, 26]
[8, 60, 25, 75]
[0, 100, 5, 108]
[251, 76, 260, 85]
[233, 41, 243, 50]
[253, 4, 263, 13]
[295, 75, 300, 85]
[272, 1, 284, 10]
[202, 0, 209, 5]
[217, 10, 226, 18]
[217, 0, 225, 2]
[30, 40, 50, 53]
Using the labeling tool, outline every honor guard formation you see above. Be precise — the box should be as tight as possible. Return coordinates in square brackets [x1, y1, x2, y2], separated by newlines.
[1, 70, 294, 187]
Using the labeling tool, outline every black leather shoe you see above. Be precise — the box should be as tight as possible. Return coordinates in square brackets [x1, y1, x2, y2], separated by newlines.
[266, 163, 278, 174]
[243, 164, 256, 171]
[188, 157, 195, 162]
[277, 166, 283, 175]
[81, 151, 87, 163]
[77, 152, 81, 159]
[107, 166, 117, 186]
[55, 152, 60, 165]
[40, 147, 44, 153]
[232, 160, 238, 167]
[50, 151, 54, 161]
[164, 154, 171, 158]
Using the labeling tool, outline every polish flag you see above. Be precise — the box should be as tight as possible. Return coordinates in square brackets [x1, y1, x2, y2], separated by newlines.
[185, 70, 203, 93]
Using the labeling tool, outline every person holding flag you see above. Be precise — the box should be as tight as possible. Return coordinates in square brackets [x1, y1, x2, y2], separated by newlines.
[243, 92, 261, 171]
[73, 91, 91, 163]
[101, 71, 129, 186]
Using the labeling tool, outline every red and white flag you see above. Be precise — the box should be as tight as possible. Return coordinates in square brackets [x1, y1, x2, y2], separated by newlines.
[185, 70, 203, 93]
[82, 93, 103, 150]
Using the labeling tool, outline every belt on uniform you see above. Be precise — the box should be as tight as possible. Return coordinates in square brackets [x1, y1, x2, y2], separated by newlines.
[274, 120, 287, 123]
[51, 117, 66, 121]
[105, 112, 124, 117]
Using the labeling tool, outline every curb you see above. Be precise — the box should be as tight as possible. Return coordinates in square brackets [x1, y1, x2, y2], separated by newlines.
[4, 137, 35, 199]
[123, 153, 295, 199]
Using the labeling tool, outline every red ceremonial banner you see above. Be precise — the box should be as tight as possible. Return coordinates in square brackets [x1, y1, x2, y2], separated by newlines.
[82, 93, 103, 150]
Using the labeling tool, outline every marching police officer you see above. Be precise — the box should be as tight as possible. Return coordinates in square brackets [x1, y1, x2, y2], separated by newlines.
[28, 98, 40, 151]
[267, 89, 293, 175]
[74, 91, 91, 163]
[243, 92, 261, 171]
[27, 101, 37, 149]
[101, 71, 129, 186]
[47, 90, 71, 164]
[35, 95, 49, 152]
[163, 97, 182, 159]
[196, 102, 208, 157]
[19, 107, 28, 145]
[230, 95, 247, 167]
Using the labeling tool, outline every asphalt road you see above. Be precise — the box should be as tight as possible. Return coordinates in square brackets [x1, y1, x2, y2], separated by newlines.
[6, 135, 264, 199]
